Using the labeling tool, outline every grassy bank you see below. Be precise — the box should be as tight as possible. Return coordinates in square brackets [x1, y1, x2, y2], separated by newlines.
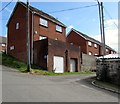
[1, 52, 95, 76]
[1, 52, 27, 71]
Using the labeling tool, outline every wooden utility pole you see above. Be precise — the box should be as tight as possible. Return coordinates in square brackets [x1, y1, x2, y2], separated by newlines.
[101, 2, 106, 56]
[97, 0, 103, 49]
[26, 0, 31, 72]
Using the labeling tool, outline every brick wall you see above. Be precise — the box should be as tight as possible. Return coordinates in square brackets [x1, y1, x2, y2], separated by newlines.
[33, 15, 66, 42]
[34, 38, 81, 72]
[67, 31, 87, 54]
[7, 3, 28, 62]
[86, 40, 101, 56]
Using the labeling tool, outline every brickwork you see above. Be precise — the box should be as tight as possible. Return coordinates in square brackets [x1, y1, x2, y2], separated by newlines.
[7, 2, 66, 63]
[34, 39, 81, 72]
[67, 29, 116, 56]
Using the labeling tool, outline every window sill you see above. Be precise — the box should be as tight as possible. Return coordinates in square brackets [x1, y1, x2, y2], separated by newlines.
[56, 30, 62, 33]
[39, 24, 48, 28]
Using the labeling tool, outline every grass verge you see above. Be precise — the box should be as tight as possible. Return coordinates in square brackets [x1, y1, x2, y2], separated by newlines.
[1, 52, 95, 76]
[94, 79, 120, 91]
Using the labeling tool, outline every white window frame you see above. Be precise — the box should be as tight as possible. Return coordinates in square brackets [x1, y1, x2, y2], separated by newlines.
[88, 52, 92, 55]
[88, 41, 92, 46]
[10, 46, 14, 50]
[16, 23, 19, 29]
[94, 44, 97, 48]
[106, 48, 109, 52]
[40, 18, 48, 27]
[39, 36, 47, 40]
[2, 44, 5, 47]
[56, 25, 62, 32]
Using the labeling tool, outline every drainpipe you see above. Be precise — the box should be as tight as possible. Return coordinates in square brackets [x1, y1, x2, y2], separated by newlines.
[31, 11, 34, 65]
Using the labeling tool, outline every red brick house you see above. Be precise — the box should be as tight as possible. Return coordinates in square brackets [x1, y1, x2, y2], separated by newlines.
[7, 2, 81, 73]
[0, 36, 7, 53]
[34, 39, 81, 73]
[67, 29, 116, 56]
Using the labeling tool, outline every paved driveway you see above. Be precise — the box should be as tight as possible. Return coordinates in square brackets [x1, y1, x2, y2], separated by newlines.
[1, 66, 119, 102]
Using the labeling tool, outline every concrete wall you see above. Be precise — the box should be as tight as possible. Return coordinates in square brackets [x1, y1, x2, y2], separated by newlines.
[81, 53, 96, 72]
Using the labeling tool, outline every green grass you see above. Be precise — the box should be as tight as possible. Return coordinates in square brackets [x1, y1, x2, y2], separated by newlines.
[31, 69, 95, 76]
[1, 52, 27, 71]
[1, 52, 95, 76]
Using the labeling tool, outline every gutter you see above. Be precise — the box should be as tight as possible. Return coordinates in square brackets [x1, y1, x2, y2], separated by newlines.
[92, 80, 120, 94]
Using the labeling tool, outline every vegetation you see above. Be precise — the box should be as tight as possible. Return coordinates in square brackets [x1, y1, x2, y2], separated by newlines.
[1, 52, 95, 76]
[95, 79, 120, 91]
[1, 52, 27, 71]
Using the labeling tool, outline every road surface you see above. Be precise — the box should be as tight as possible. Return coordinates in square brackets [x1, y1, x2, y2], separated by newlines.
[1, 65, 119, 102]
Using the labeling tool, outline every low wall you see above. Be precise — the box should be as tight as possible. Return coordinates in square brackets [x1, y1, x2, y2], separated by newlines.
[96, 58, 120, 85]
[81, 53, 96, 72]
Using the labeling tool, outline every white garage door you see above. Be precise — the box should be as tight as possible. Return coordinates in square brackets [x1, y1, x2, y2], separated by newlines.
[70, 59, 76, 72]
[54, 56, 64, 73]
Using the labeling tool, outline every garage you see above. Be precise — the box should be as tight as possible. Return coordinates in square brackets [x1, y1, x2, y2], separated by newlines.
[53, 56, 64, 73]
[70, 59, 77, 72]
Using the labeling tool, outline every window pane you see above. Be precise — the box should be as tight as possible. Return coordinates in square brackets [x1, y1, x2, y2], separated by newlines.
[16, 23, 19, 29]
[94, 44, 97, 48]
[2, 44, 5, 47]
[106, 49, 108, 52]
[40, 18, 48, 27]
[10, 46, 14, 50]
[56, 25, 62, 32]
[39, 36, 47, 40]
[88, 41, 92, 46]
[88, 52, 92, 55]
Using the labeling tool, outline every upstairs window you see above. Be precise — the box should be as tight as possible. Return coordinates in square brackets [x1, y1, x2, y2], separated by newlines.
[56, 25, 62, 32]
[106, 48, 109, 52]
[88, 41, 92, 46]
[16, 23, 19, 29]
[94, 44, 97, 48]
[40, 18, 48, 27]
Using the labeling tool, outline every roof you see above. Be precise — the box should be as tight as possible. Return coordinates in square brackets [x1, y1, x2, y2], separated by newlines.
[0, 36, 7, 44]
[7, 1, 66, 28]
[68, 28, 116, 51]
[71, 28, 101, 45]
[98, 53, 120, 59]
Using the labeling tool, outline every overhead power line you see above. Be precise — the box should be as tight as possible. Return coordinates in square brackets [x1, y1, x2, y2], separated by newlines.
[104, 7, 118, 28]
[0, 0, 14, 13]
[49, 4, 98, 13]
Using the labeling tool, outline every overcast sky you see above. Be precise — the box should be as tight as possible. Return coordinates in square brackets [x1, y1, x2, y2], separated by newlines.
[1, 0, 118, 52]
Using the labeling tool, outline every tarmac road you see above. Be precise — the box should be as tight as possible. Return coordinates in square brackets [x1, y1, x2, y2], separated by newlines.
[1, 66, 119, 102]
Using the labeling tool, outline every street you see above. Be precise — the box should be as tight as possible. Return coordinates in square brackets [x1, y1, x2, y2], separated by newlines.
[1, 66, 119, 102]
